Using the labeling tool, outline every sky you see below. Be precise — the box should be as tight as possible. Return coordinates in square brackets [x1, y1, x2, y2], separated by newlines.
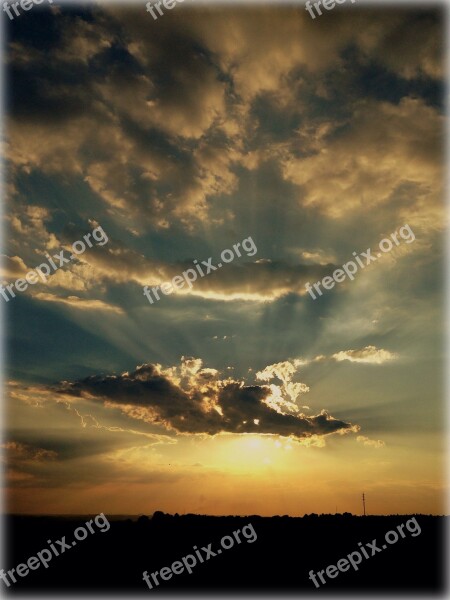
[2, 2, 446, 516]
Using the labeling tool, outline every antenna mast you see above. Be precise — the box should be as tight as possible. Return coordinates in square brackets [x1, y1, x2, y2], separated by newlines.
[362, 492, 366, 516]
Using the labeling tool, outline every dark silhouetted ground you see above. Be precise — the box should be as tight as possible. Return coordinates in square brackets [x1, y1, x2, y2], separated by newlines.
[4, 513, 447, 595]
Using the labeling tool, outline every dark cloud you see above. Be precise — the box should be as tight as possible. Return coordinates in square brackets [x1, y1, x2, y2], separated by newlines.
[6, 6, 443, 232]
[56, 360, 356, 440]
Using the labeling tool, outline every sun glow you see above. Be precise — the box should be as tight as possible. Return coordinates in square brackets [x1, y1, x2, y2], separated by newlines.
[199, 434, 296, 473]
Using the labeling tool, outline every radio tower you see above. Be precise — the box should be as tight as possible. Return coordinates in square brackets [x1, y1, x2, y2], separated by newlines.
[362, 492, 366, 516]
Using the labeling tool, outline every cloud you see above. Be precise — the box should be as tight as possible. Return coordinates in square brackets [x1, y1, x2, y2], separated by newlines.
[0, 438, 59, 487]
[5, 8, 235, 231]
[357, 435, 386, 449]
[284, 347, 398, 367]
[55, 357, 359, 442]
[9, 205, 52, 238]
[0, 255, 28, 279]
[1, 441, 57, 462]
[256, 360, 310, 413]
[1, 210, 336, 307]
[6, 380, 176, 447]
[6, 7, 442, 237]
[331, 346, 398, 365]
[7, 380, 54, 407]
[280, 97, 443, 230]
[36, 235, 335, 302]
[32, 292, 124, 314]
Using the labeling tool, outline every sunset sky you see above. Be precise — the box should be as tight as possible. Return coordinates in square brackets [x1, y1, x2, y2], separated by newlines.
[2, 3, 446, 516]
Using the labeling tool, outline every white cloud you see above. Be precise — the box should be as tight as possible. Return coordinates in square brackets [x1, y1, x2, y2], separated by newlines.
[32, 292, 124, 314]
[357, 435, 386, 449]
[331, 346, 398, 365]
